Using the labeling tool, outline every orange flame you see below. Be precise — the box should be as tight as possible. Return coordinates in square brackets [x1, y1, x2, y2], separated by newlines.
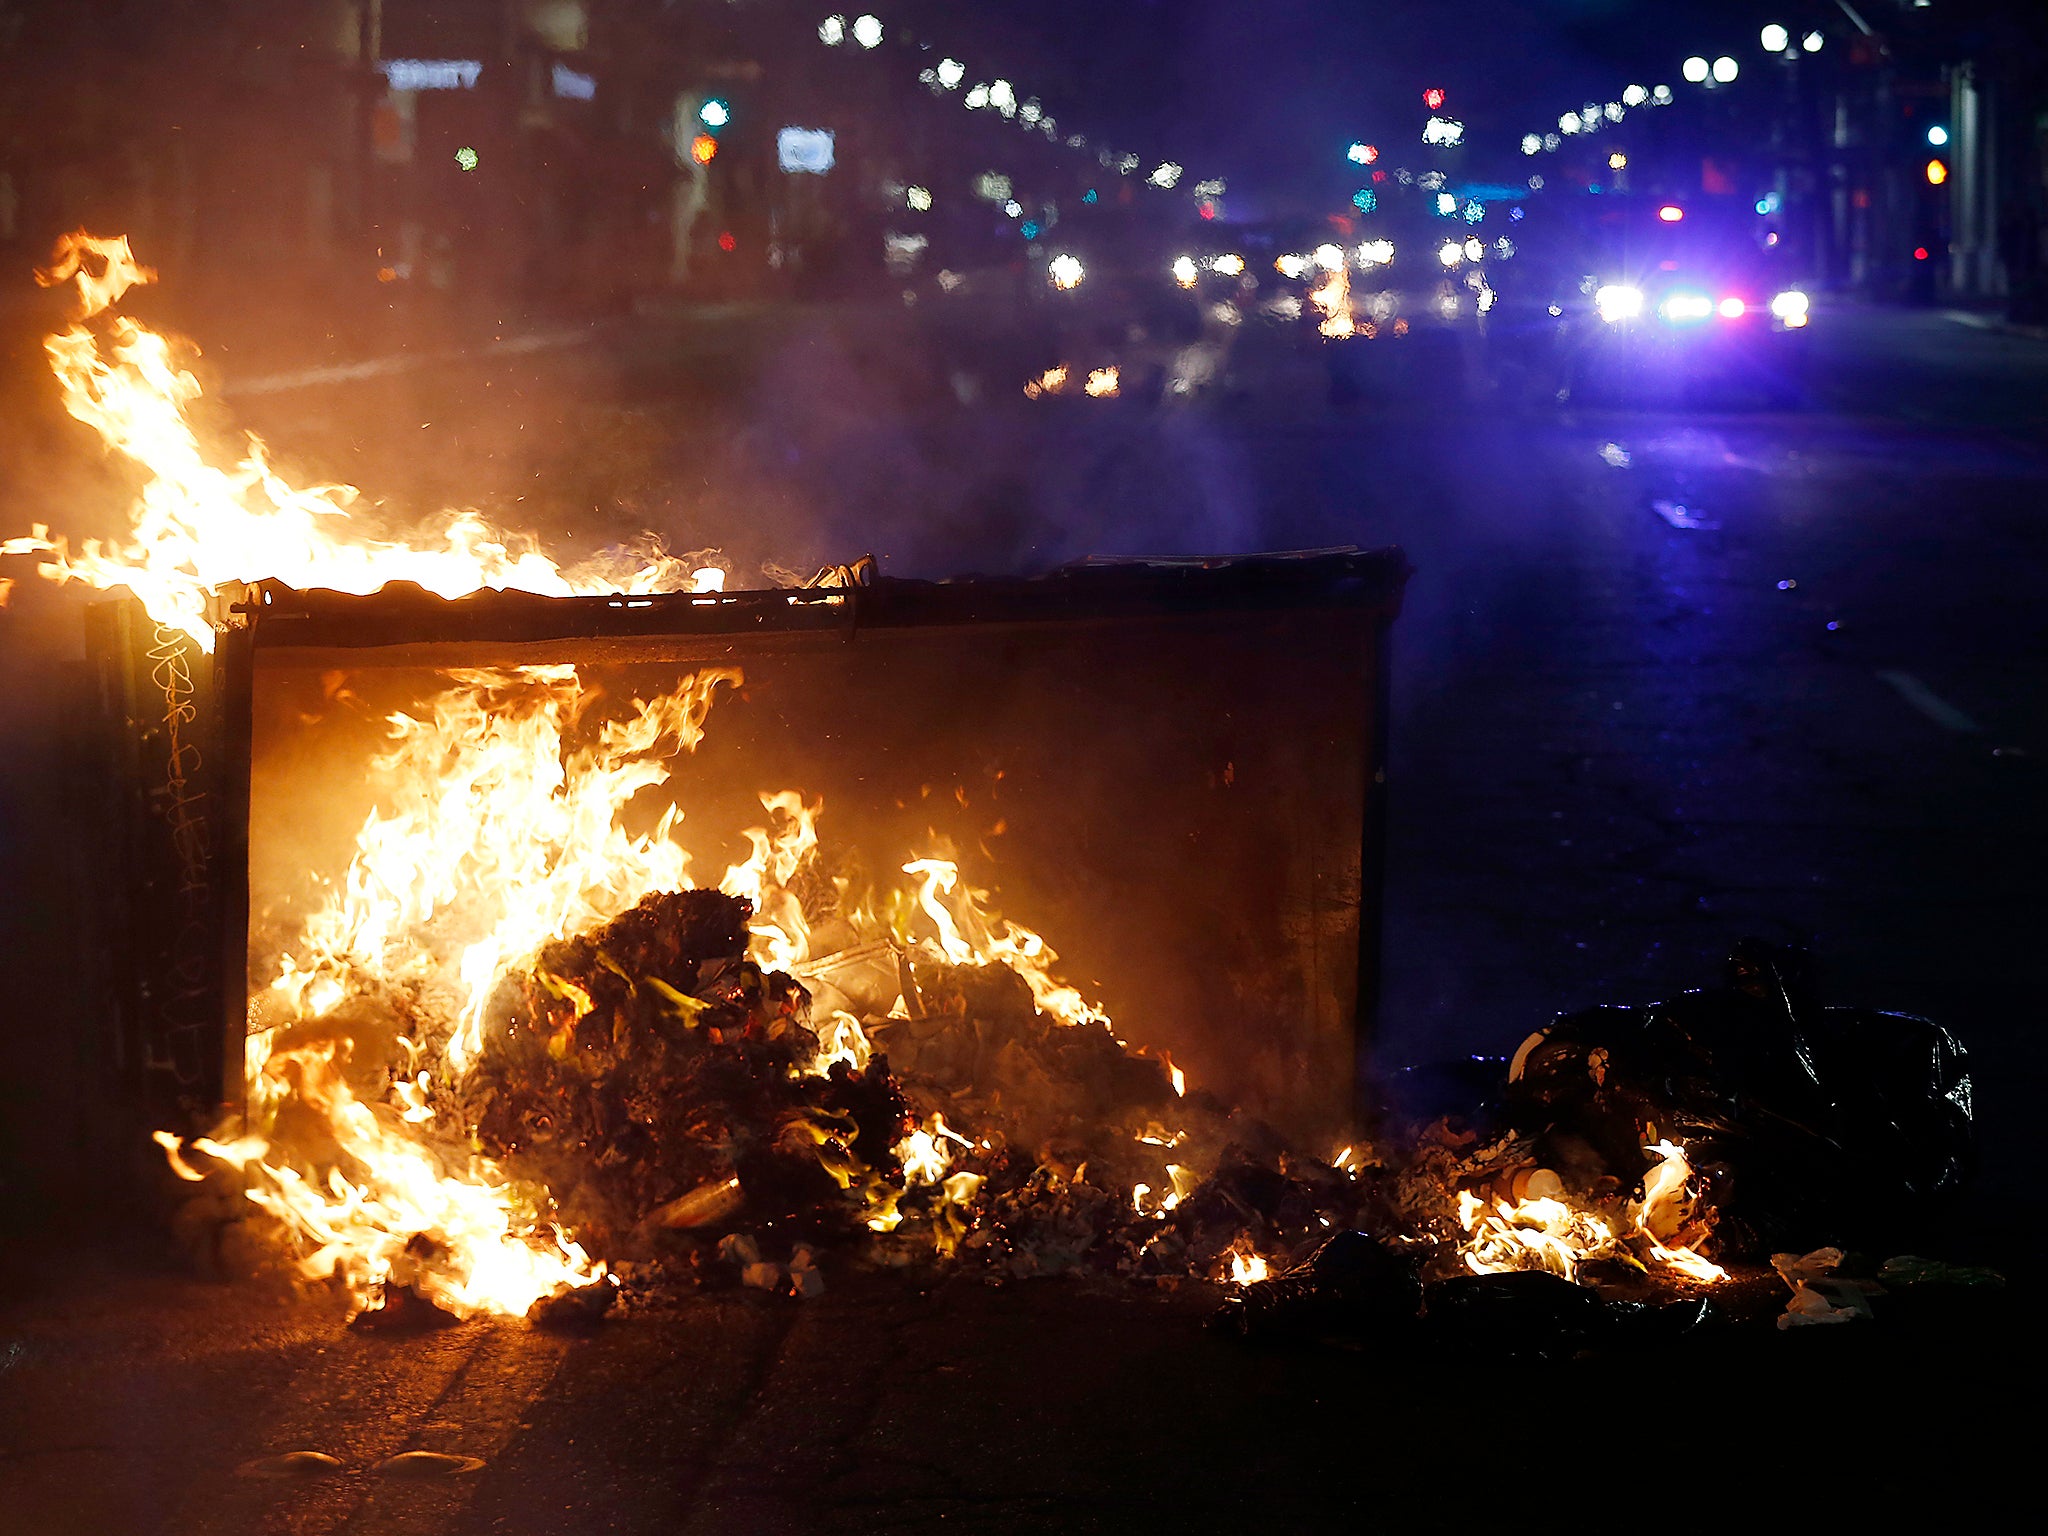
[1456, 1140, 1725, 1284]
[24, 237, 1161, 1317]
[8, 233, 701, 652]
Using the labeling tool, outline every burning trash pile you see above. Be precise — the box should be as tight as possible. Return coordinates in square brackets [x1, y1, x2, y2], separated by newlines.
[1217, 939, 1978, 1349]
[5, 234, 1986, 1348]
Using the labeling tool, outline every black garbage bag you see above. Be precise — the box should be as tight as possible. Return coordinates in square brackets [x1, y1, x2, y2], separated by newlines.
[1506, 940, 1973, 1253]
[1209, 1230, 1423, 1343]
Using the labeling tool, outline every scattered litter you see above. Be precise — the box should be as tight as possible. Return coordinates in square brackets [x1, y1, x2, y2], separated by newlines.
[528, 1277, 618, 1330]
[1878, 1255, 2006, 1289]
[1650, 499, 1718, 530]
[789, 1243, 827, 1298]
[1773, 1247, 1881, 1328]
[372, 1451, 486, 1478]
[237, 1451, 345, 1480]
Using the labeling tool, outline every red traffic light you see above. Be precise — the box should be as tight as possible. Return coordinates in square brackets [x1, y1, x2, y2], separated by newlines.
[1914, 246, 1930, 261]
[1423, 87, 1446, 111]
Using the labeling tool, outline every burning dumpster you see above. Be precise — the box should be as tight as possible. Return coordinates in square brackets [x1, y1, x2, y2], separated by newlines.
[106, 550, 1406, 1314]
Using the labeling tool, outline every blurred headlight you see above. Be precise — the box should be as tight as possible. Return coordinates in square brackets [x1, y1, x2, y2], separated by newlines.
[1770, 289, 1810, 320]
[1595, 284, 1643, 323]
[1659, 292, 1714, 322]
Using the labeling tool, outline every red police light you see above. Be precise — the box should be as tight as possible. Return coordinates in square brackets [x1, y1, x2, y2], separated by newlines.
[1657, 204, 1685, 222]
[717, 230, 736, 252]
[1423, 88, 1446, 111]
[1914, 246, 1930, 261]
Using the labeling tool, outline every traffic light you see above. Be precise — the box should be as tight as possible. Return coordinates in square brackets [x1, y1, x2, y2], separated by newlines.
[699, 99, 731, 130]
[1925, 158, 1948, 186]
[691, 132, 719, 165]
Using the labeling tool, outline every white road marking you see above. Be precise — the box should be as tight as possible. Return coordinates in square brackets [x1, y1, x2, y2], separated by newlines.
[223, 328, 594, 398]
[1875, 670, 1981, 733]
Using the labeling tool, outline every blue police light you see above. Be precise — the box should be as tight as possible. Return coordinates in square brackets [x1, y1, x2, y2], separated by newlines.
[1082, 188, 1098, 204]
[1353, 188, 1376, 212]
[1020, 221, 1040, 239]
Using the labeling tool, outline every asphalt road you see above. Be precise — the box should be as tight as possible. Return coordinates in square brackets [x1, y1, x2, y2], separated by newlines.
[2, 299, 2043, 1530]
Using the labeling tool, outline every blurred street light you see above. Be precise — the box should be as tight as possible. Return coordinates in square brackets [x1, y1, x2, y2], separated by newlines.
[1712, 57, 1739, 83]
[1761, 24, 1790, 52]
[1927, 125, 1949, 147]
[1683, 57, 1710, 83]
[852, 15, 883, 48]
[1802, 31, 1824, 52]
[819, 15, 845, 45]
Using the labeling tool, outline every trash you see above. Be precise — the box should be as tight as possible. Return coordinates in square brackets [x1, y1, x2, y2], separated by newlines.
[237, 1451, 345, 1479]
[1772, 1247, 1881, 1328]
[372, 1451, 486, 1477]
[527, 1278, 618, 1330]
[717, 1233, 763, 1267]
[1877, 1255, 2006, 1289]
[1778, 1284, 1875, 1328]
[1208, 1230, 1422, 1342]
[471, 889, 912, 1255]
[1651, 499, 1719, 530]
[1504, 941, 1973, 1256]
[1423, 1271, 1720, 1356]
[349, 1278, 464, 1334]
[789, 1243, 826, 1298]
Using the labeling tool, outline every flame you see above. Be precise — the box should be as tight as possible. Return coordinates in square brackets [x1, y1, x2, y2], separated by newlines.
[273, 665, 740, 1075]
[7, 234, 698, 651]
[1023, 364, 1069, 399]
[21, 238, 1145, 1317]
[898, 857, 1109, 1029]
[1225, 1238, 1270, 1286]
[1310, 263, 1354, 338]
[1455, 1140, 1725, 1284]
[721, 790, 824, 973]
